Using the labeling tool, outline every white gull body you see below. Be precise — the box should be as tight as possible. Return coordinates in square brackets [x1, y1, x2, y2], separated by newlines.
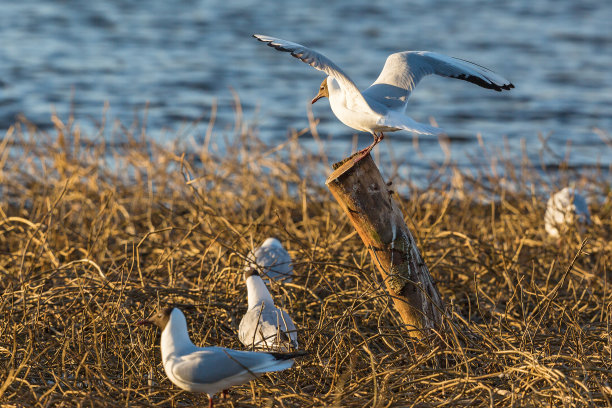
[544, 187, 591, 238]
[245, 237, 294, 282]
[145, 308, 301, 407]
[254, 35, 514, 144]
[239, 268, 298, 350]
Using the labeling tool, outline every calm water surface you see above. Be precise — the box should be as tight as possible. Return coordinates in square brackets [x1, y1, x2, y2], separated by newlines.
[1, 0, 610, 178]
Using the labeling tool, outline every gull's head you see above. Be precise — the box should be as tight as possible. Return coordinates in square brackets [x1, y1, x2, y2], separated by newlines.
[311, 78, 329, 104]
[243, 267, 260, 282]
[136, 307, 174, 330]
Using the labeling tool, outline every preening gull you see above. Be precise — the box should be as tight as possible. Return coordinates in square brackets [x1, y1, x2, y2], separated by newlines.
[254, 34, 513, 156]
[245, 237, 293, 282]
[544, 187, 591, 238]
[137, 307, 305, 408]
[239, 268, 298, 351]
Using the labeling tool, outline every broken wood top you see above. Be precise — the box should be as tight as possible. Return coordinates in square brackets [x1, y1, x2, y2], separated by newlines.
[326, 151, 371, 184]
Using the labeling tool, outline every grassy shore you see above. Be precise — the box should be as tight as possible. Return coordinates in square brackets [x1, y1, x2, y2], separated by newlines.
[0, 113, 610, 407]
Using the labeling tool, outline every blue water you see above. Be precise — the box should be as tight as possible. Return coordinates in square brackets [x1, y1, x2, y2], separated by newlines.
[1, 0, 610, 176]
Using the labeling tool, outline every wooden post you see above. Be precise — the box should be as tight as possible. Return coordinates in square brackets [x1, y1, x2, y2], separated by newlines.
[326, 153, 444, 338]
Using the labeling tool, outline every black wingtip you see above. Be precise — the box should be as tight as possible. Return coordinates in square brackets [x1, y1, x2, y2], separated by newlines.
[269, 350, 309, 360]
[453, 73, 514, 92]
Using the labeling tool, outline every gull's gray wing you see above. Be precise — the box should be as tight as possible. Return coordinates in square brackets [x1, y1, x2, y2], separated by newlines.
[279, 309, 298, 348]
[362, 51, 514, 110]
[171, 347, 292, 385]
[239, 306, 298, 349]
[253, 34, 371, 112]
[239, 308, 281, 347]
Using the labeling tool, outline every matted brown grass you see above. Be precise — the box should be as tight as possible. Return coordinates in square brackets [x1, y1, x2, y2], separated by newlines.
[0, 112, 610, 407]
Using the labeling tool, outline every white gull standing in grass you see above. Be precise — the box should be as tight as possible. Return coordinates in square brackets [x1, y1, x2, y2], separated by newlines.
[137, 307, 305, 408]
[253, 35, 514, 158]
[239, 267, 298, 351]
[544, 187, 591, 238]
[245, 237, 293, 282]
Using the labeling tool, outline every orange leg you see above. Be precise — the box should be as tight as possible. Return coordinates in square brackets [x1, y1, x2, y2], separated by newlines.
[354, 132, 383, 163]
[372, 131, 385, 145]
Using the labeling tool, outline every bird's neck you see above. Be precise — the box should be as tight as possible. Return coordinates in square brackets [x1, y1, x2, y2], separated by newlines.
[160, 311, 197, 363]
[246, 275, 275, 310]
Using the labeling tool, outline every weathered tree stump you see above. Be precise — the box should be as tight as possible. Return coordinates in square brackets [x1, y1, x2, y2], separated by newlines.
[326, 152, 444, 338]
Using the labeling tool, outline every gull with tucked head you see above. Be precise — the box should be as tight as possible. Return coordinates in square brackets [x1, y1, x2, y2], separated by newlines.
[544, 187, 591, 238]
[254, 34, 514, 159]
[245, 237, 293, 283]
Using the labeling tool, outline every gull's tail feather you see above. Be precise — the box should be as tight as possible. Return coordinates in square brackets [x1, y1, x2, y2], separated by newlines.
[253, 358, 295, 373]
[251, 350, 308, 374]
[380, 111, 444, 135]
[268, 350, 309, 360]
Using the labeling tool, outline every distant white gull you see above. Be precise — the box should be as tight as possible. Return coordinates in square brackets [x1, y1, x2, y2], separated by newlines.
[254, 34, 514, 156]
[544, 187, 591, 238]
[239, 267, 298, 351]
[137, 307, 305, 408]
[245, 238, 293, 282]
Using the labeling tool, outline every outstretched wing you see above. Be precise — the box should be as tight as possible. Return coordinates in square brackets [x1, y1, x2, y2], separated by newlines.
[253, 35, 370, 111]
[362, 51, 514, 110]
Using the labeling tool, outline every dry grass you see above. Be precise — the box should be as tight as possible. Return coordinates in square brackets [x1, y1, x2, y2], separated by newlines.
[0, 111, 610, 407]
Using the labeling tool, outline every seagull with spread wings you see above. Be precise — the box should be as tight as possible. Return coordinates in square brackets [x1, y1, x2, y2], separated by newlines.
[254, 35, 513, 157]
